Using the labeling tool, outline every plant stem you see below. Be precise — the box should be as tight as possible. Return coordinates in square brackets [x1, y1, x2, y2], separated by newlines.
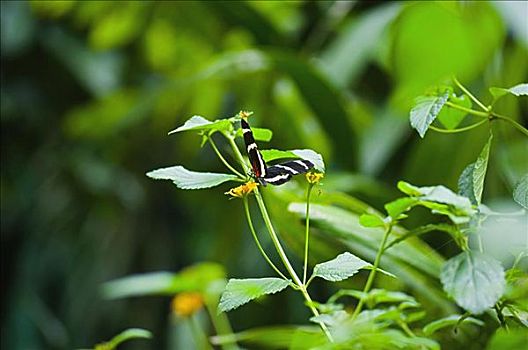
[453, 77, 489, 112]
[445, 101, 489, 118]
[429, 119, 488, 134]
[224, 133, 250, 174]
[189, 314, 214, 350]
[253, 189, 333, 342]
[491, 113, 528, 137]
[352, 224, 393, 318]
[208, 137, 245, 178]
[243, 198, 289, 280]
[303, 184, 315, 285]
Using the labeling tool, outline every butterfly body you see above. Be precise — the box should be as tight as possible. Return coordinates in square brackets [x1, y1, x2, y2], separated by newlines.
[240, 117, 314, 186]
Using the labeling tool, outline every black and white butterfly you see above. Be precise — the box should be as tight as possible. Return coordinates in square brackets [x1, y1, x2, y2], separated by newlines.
[241, 117, 314, 186]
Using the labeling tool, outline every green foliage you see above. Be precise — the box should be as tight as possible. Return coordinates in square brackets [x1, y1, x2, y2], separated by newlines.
[146, 166, 239, 190]
[437, 93, 472, 129]
[311, 252, 371, 282]
[218, 278, 291, 313]
[410, 91, 449, 138]
[458, 134, 492, 205]
[486, 328, 528, 350]
[94, 328, 152, 350]
[441, 251, 505, 314]
[489, 83, 528, 102]
[513, 175, 528, 209]
[168, 115, 233, 135]
[359, 214, 386, 228]
[422, 315, 484, 336]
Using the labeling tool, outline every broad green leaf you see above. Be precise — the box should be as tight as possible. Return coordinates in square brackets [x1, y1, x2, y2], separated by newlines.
[397, 181, 474, 216]
[489, 83, 528, 102]
[441, 251, 505, 314]
[218, 278, 290, 313]
[261, 149, 325, 172]
[486, 328, 528, 350]
[168, 115, 232, 135]
[423, 315, 484, 336]
[235, 127, 273, 142]
[384, 197, 418, 220]
[312, 252, 371, 282]
[513, 174, 528, 209]
[95, 328, 152, 350]
[437, 94, 472, 129]
[410, 91, 449, 138]
[146, 166, 238, 190]
[359, 214, 385, 228]
[101, 263, 225, 299]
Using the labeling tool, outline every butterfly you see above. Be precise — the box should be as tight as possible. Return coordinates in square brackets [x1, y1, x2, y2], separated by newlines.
[240, 117, 314, 186]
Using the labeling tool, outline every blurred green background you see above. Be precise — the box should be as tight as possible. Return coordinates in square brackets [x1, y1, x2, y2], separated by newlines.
[1, 1, 527, 349]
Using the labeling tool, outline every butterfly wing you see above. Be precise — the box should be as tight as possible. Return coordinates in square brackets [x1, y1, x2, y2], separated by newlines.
[263, 160, 314, 186]
[241, 118, 267, 178]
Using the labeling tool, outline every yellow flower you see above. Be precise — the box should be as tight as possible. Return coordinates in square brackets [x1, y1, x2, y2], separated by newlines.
[306, 172, 324, 185]
[171, 292, 204, 317]
[225, 181, 258, 198]
[238, 110, 253, 119]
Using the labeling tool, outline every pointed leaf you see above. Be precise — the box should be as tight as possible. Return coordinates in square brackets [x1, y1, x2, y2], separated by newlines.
[441, 251, 505, 314]
[513, 175, 528, 209]
[236, 127, 273, 142]
[423, 315, 484, 336]
[218, 278, 290, 313]
[96, 328, 152, 350]
[312, 252, 371, 282]
[472, 134, 492, 204]
[168, 115, 232, 135]
[490, 83, 528, 102]
[147, 166, 238, 190]
[458, 162, 477, 205]
[385, 197, 418, 220]
[359, 214, 386, 228]
[410, 91, 449, 138]
[437, 94, 472, 129]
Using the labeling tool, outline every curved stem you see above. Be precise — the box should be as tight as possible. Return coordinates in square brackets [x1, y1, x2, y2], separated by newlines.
[243, 198, 289, 280]
[429, 119, 488, 134]
[208, 137, 245, 178]
[224, 133, 250, 174]
[445, 101, 489, 118]
[352, 224, 393, 319]
[492, 113, 528, 137]
[303, 184, 315, 285]
[453, 77, 489, 112]
[253, 189, 333, 342]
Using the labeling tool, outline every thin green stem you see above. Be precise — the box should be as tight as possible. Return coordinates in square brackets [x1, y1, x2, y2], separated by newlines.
[303, 184, 315, 285]
[352, 224, 393, 319]
[189, 314, 213, 350]
[204, 300, 239, 350]
[243, 198, 289, 280]
[224, 132, 250, 174]
[453, 77, 489, 112]
[492, 113, 528, 137]
[253, 189, 333, 342]
[208, 137, 245, 178]
[445, 101, 489, 118]
[429, 119, 488, 134]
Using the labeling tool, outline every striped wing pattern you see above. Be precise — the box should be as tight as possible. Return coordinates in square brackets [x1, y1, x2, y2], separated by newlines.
[241, 117, 314, 186]
[263, 160, 314, 185]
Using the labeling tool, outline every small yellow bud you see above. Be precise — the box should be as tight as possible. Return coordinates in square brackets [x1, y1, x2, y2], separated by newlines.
[225, 181, 258, 198]
[238, 110, 253, 119]
[171, 292, 204, 318]
[306, 172, 324, 185]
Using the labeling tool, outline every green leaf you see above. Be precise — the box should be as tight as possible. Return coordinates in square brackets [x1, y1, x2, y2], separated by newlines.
[441, 251, 505, 314]
[95, 328, 152, 350]
[458, 135, 492, 205]
[384, 197, 418, 220]
[146, 166, 238, 190]
[486, 328, 528, 350]
[168, 115, 232, 135]
[513, 174, 528, 209]
[101, 262, 225, 299]
[235, 127, 273, 142]
[218, 278, 290, 313]
[261, 149, 325, 172]
[312, 252, 371, 282]
[410, 91, 449, 138]
[423, 315, 484, 336]
[490, 83, 528, 102]
[359, 214, 386, 228]
[458, 162, 477, 205]
[437, 94, 472, 129]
